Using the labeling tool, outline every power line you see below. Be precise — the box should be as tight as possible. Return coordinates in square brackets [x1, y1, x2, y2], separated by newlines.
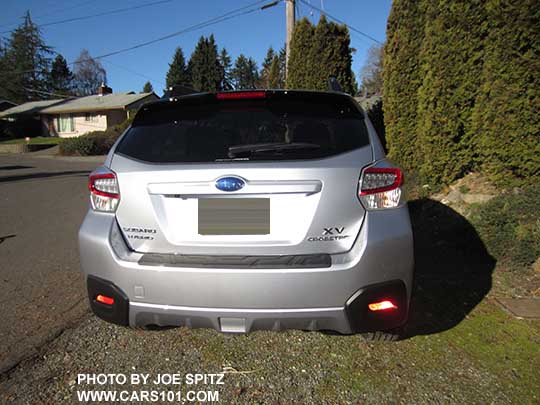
[1, 0, 176, 34]
[0, 0, 275, 77]
[0, 0, 96, 29]
[297, 0, 383, 45]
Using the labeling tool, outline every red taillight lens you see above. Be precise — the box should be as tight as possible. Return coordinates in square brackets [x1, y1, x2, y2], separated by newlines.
[96, 294, 114, 305]
[368, 300, 398, 312]
[360, 167, 403, 195]
[88, 169, 120, 212]
[359, 167, 403, 210]
[216, 91, 266, 100]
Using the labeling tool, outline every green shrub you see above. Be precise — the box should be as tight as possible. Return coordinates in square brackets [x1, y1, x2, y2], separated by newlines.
[470, 185, 540, 270]
[59, 116, 133, 156]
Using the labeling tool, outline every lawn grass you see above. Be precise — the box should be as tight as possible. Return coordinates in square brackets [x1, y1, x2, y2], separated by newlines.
[0, 136, 61, 145]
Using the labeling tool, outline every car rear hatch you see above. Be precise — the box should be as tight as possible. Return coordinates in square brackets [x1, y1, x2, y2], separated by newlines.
[110, 90, 373, 256]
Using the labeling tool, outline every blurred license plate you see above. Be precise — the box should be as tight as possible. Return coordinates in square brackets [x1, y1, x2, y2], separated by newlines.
[198, 198, 270, 235]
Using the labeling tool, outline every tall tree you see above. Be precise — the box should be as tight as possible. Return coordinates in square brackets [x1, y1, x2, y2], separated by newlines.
[286, 18, 315, 89]
[260, 47, 275, 88]
[277, 47, 286, 88]
[2, 11, 53, 103]
[49, 54, 73, 96]
[142, 81, 153, 93]
[188, 35, 222, 92]
[165, 47, 189, 89]
[471, 0, 540, 185]
[359, 45, 383, 96]
[72, 49, 107, 96]
[415, 0, 486, 184]
[231, 55, 260, 90]
[286, 16, 355, 93]
[219, 47, 233, 90]
[267, 56, 281, 89]
[382, 0, 427, 173]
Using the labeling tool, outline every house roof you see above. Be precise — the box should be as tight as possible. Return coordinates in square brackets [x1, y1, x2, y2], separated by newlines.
[0, 99, 63, 118]
[0, 92, 157, 118]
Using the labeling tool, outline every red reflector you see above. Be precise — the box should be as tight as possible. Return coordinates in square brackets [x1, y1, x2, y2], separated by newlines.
[368, 300, 398, 311]
[216, 91, 266, 100]
[96, 294, 114, 305]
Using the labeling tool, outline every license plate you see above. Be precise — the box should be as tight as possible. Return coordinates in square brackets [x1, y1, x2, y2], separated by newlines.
[198, 198, 270, 235]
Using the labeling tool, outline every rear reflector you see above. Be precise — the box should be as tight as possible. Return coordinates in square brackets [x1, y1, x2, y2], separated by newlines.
[96, 294, 115, 305]
[216, 91, 266, 100]
[368, 300, 398, 312]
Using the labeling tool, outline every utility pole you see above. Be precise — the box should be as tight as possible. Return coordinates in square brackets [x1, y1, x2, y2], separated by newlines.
[285, 0, 295, 77]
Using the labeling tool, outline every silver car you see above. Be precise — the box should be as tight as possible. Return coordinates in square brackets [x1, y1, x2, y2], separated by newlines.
[79, 90, 414, 340]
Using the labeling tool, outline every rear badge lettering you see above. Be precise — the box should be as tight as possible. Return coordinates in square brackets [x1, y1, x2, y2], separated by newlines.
[308, 227, 350, 242]
[308, 235, 349, 242]
[123, 227, 157, 240]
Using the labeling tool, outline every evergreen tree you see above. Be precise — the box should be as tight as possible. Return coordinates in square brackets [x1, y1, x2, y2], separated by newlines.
[231, 54, 259, 89]
[49, 54, 73, 96]
[72, 49, 107, 96]
[382, 0, 426, 173]
[2, 11, 52, 103]
[188, 35, 222, 92]
[0, 39, 9, 101]
[471, 0, 540, 185]
[415, 0, 486, 185]
[260, 47, 275, 88]
[165, 47, 189, 89]
[219, 48, 233, 90]
[286, 17, 355, 93]
[142, 81, 153, 93]
[268, 56, 281, 89]
[286, 18, 315, 89]
[278, 47, 286, 88]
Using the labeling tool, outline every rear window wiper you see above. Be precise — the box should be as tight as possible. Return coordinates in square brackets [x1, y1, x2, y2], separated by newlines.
[228, 142, 320, 158]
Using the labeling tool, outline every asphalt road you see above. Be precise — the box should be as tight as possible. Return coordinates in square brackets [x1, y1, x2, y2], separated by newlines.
[0, 152, 104, 374]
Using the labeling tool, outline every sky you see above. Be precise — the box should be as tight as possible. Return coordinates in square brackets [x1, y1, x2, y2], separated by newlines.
[1, 0, 392, 95]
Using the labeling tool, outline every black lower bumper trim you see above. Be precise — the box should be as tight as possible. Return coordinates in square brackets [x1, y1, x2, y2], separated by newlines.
[87, 276, 129, 326]
[138, 253, 331, 269]
[345, 280, 408, 333]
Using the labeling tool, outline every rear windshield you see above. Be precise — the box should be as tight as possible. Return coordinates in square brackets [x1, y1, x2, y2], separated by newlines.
[116, 94, 370, 163]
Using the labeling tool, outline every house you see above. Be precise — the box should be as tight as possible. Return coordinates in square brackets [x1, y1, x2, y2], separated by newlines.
[0, 85, 158, 138]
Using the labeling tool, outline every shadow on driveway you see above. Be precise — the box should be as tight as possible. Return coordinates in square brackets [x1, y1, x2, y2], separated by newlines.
[404, 198, 495, 338]
[0, 170, 89, 183]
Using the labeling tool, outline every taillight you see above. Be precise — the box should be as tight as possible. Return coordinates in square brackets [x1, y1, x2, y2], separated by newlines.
[359, 167, 403, 210]
[88, 169, 120, 212]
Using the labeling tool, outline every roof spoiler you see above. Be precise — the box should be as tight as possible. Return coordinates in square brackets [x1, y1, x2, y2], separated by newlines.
[327, 76, 344, 93]
[162, 84, 198, 98]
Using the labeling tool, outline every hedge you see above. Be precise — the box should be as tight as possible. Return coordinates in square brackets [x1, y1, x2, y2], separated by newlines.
[383, 0, 539, 187]
[59, 116, 133, 156]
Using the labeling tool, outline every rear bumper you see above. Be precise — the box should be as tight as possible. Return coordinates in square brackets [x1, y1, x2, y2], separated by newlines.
[79, 207, 414, 334]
